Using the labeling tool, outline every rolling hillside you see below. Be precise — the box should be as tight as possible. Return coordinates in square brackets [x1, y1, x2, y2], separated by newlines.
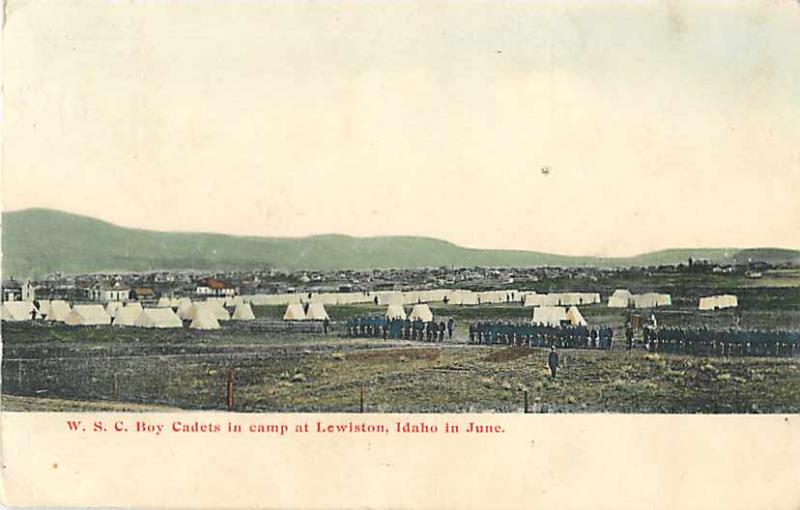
[2, 209, 798, 277]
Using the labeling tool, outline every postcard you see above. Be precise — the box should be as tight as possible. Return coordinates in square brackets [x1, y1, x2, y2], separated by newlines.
[2, 0, 799, 508]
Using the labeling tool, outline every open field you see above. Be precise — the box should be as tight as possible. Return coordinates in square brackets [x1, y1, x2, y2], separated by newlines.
[3, 281, 798, 413]
[3, 296, 799, 413]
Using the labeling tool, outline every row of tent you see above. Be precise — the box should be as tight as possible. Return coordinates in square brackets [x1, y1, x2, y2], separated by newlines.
[521, 292, 601, 307]
[282, 303, 331, 321]
[1, 299, 258, 330]
[607, 290, 673, 309]
[239, 289, 606, 307]
[249, 290, 526, 307]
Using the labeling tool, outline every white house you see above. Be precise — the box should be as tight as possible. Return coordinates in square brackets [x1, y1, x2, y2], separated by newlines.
[195, 278, 236, 297]
[90, 282, 130, 303]
[2, 279, 23, 302]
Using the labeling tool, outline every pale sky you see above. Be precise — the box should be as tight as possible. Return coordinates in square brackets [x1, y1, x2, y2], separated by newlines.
[3, 0, 799, 257]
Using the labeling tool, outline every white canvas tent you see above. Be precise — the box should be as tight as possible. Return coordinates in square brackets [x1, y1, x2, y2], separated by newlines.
[524, 294, 561, 307]
[566, 306, 588, 326]
[232, 303, 256, 321]
[189, 302, 230, 321]
[133, 308, 183, 329]
[283, 303, 306, 321]
[608, 289, 632, 308]
[65, 304, 112, 326]
[134, 308, 183, 328]
[632, 293, 672, 309]
[105, 301, 124, 318]
[47, 300, 72, 322]
[176, 299, 194, 320]
[532, 306, 568, 326]
[189, 310, 221, 330]
[385, 304, 407, 320]
[1, 301, 37, 321]
[112, 302, 144, 327]
[699, 295, 738, 311]
[305, 303, 330, 321]
[408, 304, 433, 322]
[157, 296, 172, 308]
[35, 299, 52, 318]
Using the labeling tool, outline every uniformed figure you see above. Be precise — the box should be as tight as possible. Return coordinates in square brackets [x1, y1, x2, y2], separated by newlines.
[438, 321, 446, 342]
[447, 318, 455, 340]
[548, 346, 559, 379]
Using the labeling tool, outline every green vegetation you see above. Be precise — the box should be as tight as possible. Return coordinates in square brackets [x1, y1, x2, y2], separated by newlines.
[3, 331, 799, 413]
[5, 208, 799, 277]
[3, 298, 799, 413]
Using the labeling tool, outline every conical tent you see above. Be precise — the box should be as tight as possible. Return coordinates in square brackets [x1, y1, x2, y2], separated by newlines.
[157, 296, 172, 307]
[305, 303, 329, 320]
[35, 300, 52, 318]
[188, 302, 229, 321]
[65, 305, 112, 326]
[47, 300, 72, 322]
[566, 306, 588, 326]
[134, 308, 183, 329]
[408, 304, 433, 322]
[189, 310, 221, 330]
[204, 301, 231, 321]
[283, 303, 306, 321]
[112, 303, 144, 326]
[232, 303, 256, 321]
[385, 304, 406, 320]
[177, 300, 195, 320]
[2, 301, 37, 321]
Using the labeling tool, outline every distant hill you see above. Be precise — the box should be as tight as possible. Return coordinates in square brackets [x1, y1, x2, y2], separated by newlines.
[2, 209, 798, 278]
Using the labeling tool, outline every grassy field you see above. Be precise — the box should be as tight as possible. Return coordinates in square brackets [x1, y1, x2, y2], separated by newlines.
[3, 279, 798, 414]
[3, 301, 799, 413]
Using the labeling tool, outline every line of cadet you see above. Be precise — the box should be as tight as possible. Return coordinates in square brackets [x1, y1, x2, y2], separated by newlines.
[345, 316, 455, 342]
[468, 322, 615, 349]
[644, 327, 800, 357]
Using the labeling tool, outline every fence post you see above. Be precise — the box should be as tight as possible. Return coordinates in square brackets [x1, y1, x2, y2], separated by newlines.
[359, 383, 365, 413]
[524, 389, 529, 414]
[112, 373, 119, 401]
[226, 367, 235, 411]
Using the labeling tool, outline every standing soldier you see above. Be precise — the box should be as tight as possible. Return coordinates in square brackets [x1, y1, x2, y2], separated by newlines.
[438, 321, 446, 342]
[447, 318, 455, 340]
[625, 325, 634, 351]
[548, 346, 559, 379]
[323, 317, 330, 335]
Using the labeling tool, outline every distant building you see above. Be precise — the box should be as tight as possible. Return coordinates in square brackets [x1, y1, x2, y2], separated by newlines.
[131, 287, 156, 301]
[2, 279, 23, 302]
[196, 278, 236, 297]
[90, 282, 130, 303]
[1, 279, 34, 302]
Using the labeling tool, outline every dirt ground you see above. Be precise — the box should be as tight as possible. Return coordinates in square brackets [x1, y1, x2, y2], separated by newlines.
[3, 315, 799, 413]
